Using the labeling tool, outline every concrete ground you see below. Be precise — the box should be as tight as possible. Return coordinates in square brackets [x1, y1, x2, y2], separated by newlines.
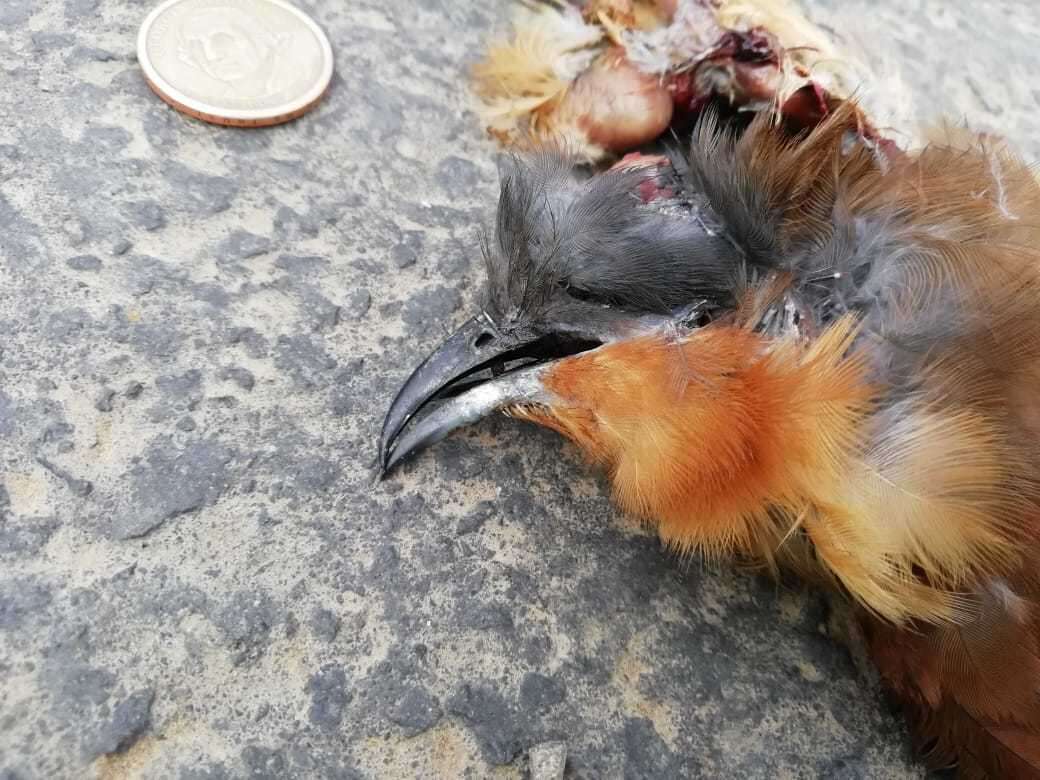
[1, 1, 1038, 778]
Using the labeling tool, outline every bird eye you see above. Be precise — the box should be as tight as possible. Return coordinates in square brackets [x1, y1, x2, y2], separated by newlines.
[564, 285, 598, 303]
[474, 331, 495, 349]
[678, 308, 712, 330]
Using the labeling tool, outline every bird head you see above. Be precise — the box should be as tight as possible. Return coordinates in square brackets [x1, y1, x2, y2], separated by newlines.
[379, 112, 893, 558]
[379, 148, 741, 470]
[376, 137, 867, 556]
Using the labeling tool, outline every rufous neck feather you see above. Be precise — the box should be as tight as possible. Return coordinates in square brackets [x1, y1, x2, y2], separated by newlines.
[535, 316, 873, 562]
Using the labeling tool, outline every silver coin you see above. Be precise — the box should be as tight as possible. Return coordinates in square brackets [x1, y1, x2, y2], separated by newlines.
[137, 0, 334, 127]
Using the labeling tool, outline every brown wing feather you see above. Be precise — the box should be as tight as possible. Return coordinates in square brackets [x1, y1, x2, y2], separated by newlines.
[715, 106, 1040, 775]
[865, 598, 1040, 779]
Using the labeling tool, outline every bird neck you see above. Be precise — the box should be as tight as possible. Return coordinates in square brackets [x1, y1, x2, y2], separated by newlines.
[533, 317, 874, 562]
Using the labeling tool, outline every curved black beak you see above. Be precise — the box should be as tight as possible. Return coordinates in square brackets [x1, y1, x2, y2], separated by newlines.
[379, 316, 520, 472]
[378, 315, 605, 475]
[377, 302, 696, 475]
[381, 360, 554, 474]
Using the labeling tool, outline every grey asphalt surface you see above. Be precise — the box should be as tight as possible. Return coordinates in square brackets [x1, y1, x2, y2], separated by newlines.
[2, 1, 1038, 778]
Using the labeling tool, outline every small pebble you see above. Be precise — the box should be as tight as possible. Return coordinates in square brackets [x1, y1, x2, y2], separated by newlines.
[95, 388, 116, 412]
[345, 289, 371, 319]
[529, 741, 567, 780]
[220, 366, 255, 391]
[310, 608, 341, 643]
[67, 254, 102, 271]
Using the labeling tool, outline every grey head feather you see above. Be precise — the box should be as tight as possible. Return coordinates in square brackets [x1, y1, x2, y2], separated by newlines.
[481, 148, 742, 336]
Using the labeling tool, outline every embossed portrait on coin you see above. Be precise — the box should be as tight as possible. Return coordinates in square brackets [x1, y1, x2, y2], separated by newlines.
[176, 7, 309, 99]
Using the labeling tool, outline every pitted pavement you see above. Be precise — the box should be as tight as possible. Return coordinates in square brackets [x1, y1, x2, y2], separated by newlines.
[1, 1, 1037, 777]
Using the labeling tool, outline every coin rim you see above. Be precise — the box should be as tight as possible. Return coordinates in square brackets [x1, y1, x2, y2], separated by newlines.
[137, 0, 334, 124]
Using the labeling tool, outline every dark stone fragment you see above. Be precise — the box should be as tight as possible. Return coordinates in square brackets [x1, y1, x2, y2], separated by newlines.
[447, 682, 527, 765]
[53, 663, 116, 708]
[112, 437, 233, 539]
[216, 591, 280, 666]
[274, 334, 337, 389]
[622, 717, 678, 779]
[64, 0, 100, 20]
[220, 366, 255, 391]
[388, 686, 442, 737]
[520, 672, 567, 712]
[456, 501, 493, 535]
[0, 514, 60, 555]
[156, 369, 203, 403]
[122, 200, 166, 231]
[161, 161, 238, 216]
[217, 230, 272, 261]
[436, 156, 482, 199]
[291, 455, 340, 493]
[83, 126, 132, 151]
[273, 207, 320, 240]
[275, 254, 328, 276]
[345, 289, 371, 319]
[66, 254, 101, 271]
[32, 31, 74, 49]
[400, 285, 461, 330]
[36, 456, 93, 498]
[462, 604, 514, 632]
[390, 231, 425, 269]
[310, 608, 340, 643]
[306, 665, 350, 730]
[91, 688, 154, 756]
[226, 327, 268, 358]
[95, 387, 116, 412]
[241, 745, 288, 779]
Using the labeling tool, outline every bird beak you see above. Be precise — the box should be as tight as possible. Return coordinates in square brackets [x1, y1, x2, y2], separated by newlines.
[379, 315, 603, 475]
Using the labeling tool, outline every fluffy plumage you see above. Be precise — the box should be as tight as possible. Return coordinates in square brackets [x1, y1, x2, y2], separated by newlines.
[477, 104, 1040, 776]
